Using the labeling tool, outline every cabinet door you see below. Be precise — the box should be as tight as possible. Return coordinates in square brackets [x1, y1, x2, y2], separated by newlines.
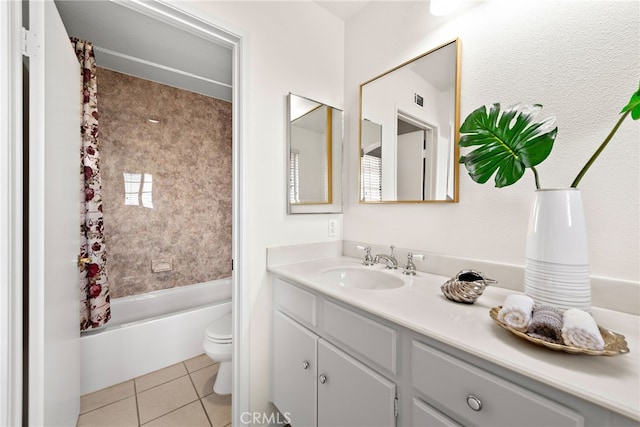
[318, 340, 396, 427]
[272, 311, 317, 427]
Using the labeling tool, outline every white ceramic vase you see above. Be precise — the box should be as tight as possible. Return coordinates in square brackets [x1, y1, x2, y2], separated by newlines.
[524, 189, 592, 312]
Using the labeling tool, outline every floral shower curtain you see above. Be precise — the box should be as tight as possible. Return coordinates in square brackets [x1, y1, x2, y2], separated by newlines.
[72, 38, 111, 331]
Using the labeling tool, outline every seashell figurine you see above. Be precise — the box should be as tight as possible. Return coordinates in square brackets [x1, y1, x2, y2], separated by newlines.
[441, 270, 497, 304]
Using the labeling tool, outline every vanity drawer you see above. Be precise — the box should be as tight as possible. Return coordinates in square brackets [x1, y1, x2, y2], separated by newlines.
[412, 397, 461, 427]
[323, 300, 397, 375]
[411, 340, 583, 427]
[273, 278, 316, 327]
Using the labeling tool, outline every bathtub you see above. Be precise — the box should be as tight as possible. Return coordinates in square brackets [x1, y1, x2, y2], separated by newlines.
[80, 278, 232, 395]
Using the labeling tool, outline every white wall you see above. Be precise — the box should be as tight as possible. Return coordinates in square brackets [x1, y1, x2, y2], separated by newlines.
[172, 0, 345, 419]
[345, 1, 639, 284]
[165, 0, 638, 420]
[291, 125, 327, 202]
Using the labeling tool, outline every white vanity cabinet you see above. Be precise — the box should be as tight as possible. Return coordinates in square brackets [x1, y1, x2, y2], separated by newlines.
[272, 278, 398, 427]
[271, 274, 633, 427]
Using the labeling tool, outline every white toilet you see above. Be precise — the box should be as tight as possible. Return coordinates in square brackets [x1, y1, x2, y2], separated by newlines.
[203, 312, 232, 395]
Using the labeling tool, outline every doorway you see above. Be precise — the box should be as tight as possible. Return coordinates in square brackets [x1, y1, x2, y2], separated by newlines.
[1, 1, 246, 425]
[397, 112, 436, 200]
[53, 0, 245, 420]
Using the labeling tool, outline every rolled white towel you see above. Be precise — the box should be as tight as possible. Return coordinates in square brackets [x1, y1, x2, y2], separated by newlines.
[562, 308, 605, 351]
[497, 294, 535, 332]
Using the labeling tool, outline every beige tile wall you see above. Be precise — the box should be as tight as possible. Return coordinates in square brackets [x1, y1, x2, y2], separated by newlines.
[98, 68, 232, 298]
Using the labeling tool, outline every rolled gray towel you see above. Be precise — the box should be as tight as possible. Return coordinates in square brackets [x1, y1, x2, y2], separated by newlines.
[526, 304, 564, 344]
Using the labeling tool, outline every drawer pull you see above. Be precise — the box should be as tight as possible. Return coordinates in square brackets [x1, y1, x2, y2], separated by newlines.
[319, 374, 327, 384]
[466, 395, 482, 411]
[302, 360, 310, 370]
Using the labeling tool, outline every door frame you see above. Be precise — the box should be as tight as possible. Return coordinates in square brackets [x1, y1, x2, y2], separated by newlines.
[0, 1, 248, 424]
[0, 1, 24, 425]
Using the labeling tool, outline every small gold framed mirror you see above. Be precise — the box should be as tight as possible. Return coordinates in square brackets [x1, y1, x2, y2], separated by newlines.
[287, 93, 343, 214]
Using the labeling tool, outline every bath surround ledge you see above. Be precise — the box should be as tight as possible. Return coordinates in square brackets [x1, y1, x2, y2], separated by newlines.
[266, 242, 640, 422]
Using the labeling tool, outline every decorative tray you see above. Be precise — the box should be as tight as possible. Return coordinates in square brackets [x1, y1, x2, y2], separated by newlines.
[489, 306, 630, 356]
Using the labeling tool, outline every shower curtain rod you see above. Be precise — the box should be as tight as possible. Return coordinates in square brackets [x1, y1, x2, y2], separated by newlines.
[93, 45, 232, 89]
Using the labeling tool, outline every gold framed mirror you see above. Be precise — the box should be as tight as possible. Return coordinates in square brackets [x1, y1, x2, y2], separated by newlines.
[287, 93, 343, 214]
[359, 39, 461, 203]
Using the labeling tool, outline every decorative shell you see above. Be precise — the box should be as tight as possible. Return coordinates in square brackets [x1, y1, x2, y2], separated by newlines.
[441, 270, 497, 304]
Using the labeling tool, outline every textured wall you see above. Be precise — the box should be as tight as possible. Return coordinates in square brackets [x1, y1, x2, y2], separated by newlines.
[98, 68, 232, 298]
[344, 1, 640, 283]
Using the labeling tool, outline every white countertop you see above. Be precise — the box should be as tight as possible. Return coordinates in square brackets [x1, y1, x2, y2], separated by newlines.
[268, 256, 640, 421]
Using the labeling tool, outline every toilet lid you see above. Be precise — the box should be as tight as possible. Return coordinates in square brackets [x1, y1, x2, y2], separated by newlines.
[206, 312, 232, 341]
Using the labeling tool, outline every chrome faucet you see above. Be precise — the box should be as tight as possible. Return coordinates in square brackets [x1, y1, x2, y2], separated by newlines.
[402, 252, 425, 275]
[374, 245, 398, 269]
[356, 245, 375, 266]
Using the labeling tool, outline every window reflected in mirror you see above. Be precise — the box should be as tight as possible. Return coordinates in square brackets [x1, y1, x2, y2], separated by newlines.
[361, 119, 382, 201]
[359, 39, 461, 203]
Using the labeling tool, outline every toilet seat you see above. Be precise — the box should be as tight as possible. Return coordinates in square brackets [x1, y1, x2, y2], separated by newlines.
[205, 313, 232, 344]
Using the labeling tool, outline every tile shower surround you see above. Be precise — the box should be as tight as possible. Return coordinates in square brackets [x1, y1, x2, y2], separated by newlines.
[98, 68, 232, 298]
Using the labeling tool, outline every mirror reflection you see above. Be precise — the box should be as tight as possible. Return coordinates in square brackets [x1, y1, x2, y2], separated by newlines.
[288, 93, 343, 214]
[359, 39, 461, 203]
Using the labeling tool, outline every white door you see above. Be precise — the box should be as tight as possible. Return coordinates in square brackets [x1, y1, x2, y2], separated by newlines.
[317, 339, 396, 427]
[397, 130, 424, 201]
[27, 1, 81, 425]
[272, 310, 318, 427]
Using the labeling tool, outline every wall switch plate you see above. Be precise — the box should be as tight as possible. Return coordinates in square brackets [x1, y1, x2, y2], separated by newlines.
[328, 219, 338, 237]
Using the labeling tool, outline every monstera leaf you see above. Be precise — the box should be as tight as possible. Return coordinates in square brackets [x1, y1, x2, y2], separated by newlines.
[621, 85, 640, 119]
[459, 103, 557, 188]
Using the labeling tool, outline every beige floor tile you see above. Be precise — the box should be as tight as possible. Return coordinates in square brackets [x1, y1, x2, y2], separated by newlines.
[137, 375, 199, 424]
[142, 400, 211, 427]
[135, 362, 188, 392]
[77, 396, 138, 427]
[184, 353, 214, 373]
[189, 363, 220, 398]
[80, 380, 135, 414]
[201, 392, 231, 427]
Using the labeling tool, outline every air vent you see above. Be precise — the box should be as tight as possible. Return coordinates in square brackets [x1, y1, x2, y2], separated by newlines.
[414, 93, 424, 107]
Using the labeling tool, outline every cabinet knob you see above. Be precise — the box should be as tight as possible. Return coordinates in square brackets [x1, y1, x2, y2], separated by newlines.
[302, 360, 310, 370]
[466, 395, 482, 411]
[319, 374, 327, 384]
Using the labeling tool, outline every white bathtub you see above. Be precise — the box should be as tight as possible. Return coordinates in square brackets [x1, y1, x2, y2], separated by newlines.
[80, 278, 232, 395]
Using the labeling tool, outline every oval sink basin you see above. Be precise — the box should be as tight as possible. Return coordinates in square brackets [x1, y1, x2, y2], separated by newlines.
[320, 267, 404, 290]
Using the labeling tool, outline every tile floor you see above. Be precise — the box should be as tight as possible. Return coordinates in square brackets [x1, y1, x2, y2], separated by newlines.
[77, 354, 231, 427]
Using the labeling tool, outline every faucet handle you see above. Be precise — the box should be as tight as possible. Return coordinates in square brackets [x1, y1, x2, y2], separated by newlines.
[403, 252, 425, 276]
[389, 245, 397, 260]
[356, 245, 375, 266]
[410, 252, 425, 261]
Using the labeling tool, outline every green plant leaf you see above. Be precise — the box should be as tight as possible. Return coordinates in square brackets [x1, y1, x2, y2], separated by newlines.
[620, 86, 640, 120]
[459, 103, 557, 188]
